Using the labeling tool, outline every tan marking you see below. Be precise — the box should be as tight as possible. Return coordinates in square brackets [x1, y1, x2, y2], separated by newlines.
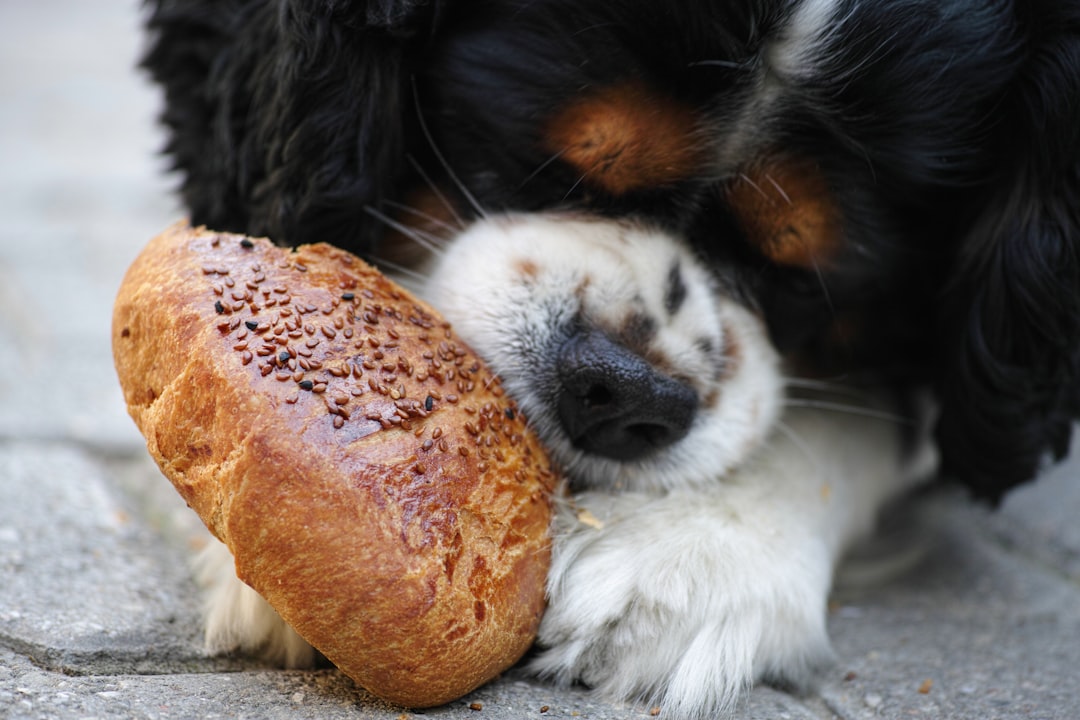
[546, 82, 706, 196]
[514, 258, 540, 280]
[725, 156, 842, 268]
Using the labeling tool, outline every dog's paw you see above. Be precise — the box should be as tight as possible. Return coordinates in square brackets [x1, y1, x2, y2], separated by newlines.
[195, 538, 318, 668]
[531, 490, 834, 718]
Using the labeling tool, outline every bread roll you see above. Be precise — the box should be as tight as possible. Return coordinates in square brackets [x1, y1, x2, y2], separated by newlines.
[112, 221, 558, 707]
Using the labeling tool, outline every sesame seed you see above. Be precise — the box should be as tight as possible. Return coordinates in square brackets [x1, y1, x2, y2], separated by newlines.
[333, 415, 345, 429]
[240, 239, 254, 249]
[245, 320, 259, 330]
[298, 380, 314, 391]
[425, 395, 434, 412]
[342, 293, 355, 301]
[214, 300, 226, 314]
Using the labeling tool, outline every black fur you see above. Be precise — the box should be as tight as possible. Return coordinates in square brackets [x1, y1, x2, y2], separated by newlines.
[141, 0, 1080, 502]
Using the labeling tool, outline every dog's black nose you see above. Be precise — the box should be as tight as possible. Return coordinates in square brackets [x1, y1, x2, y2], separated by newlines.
[556, 329, 698, 461]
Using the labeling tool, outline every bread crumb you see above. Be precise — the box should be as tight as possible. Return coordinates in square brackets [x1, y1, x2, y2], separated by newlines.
[918, 678, 933, 694]
[577, 508, 604, 529]
[469, 701, 483, 711]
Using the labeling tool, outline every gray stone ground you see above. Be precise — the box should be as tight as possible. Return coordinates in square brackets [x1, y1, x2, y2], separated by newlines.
[1, 1, 1078, 718]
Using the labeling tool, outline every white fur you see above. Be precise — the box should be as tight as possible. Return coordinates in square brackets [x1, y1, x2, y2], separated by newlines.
[196, 212, 935, 719]
[424, 214, 784, 492]
[768, 0, 842, 80]
[197, 538, 317, 668]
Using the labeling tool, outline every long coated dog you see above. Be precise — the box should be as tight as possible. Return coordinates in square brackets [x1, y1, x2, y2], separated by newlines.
[142, 1, 1080, 716]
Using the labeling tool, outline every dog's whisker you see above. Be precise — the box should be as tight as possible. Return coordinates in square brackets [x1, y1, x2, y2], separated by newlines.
[363, 205, 447, 258]
[783, 398, 911, 425]
[382, 198, 461, 238]
[562, 173, 589, 203]
[410, 78, 488, 221]
[763, 173, 793, 205]
[518, 148, 568, 192]
[773, 420, 820, 467]
[406, 154, 468, 231]
[687, 59, 753, 70]
[737, 173, 770, 201]
[364, 256, 429, 292]
[782, 376, 856, 392]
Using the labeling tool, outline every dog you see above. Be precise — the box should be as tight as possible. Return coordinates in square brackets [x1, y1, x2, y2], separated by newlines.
[142, 0, 1080, 716]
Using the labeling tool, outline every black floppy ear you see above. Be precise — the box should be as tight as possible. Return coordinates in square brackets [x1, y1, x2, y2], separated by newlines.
[143, 0, 445, 254]
[935, 14, 1080, 502]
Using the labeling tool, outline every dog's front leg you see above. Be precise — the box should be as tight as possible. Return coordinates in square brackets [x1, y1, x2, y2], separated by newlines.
[531, 403, 935, 719]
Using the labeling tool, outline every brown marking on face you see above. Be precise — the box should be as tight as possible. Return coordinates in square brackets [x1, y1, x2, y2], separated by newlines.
[719, 320, 741, 381]
[545, 82, 706, 196]
[725, 156, 842, 268]
[513, 259, 540, 281]
[619, 311, 658, 353]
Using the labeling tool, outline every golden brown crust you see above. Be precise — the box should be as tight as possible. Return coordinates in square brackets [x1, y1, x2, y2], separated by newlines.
[112, 221, 558, 707]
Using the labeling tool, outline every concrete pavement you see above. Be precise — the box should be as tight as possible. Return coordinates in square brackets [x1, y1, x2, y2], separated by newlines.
[2, 2, 1078, 718]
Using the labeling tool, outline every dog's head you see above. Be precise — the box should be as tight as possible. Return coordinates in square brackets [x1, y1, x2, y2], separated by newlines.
[145, 0, 1080, 500]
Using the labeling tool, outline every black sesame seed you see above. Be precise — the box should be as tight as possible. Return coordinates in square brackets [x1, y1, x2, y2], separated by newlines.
[279, 351, 290, 364]
[341, 292, 355, 301]
[214, 300, 226, 314]
[299, 380, 314, 391]
[505, 407, 516, 420]
[245, 320, 259, 330]
[240, 239, 254, 249]
[425, 395, 434, 412]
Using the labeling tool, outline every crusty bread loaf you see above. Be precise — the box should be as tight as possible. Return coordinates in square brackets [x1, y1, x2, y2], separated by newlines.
[112, 221, 558, 707]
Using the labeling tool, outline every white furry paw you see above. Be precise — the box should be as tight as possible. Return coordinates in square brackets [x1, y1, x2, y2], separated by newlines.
[530, 491, 834, 719]
[195, 538, 318, 668]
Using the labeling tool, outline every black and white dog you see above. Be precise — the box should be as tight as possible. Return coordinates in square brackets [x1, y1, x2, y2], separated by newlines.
[142, 0, 1080, 716]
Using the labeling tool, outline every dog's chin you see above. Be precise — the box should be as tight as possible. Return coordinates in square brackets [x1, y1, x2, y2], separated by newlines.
[421, 213, 785, 493]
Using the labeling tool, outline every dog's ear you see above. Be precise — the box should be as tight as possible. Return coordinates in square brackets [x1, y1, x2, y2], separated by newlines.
[143, 0, 446, 254]
[247, 0, 447, 253]
[935, 18, 1080, 502]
